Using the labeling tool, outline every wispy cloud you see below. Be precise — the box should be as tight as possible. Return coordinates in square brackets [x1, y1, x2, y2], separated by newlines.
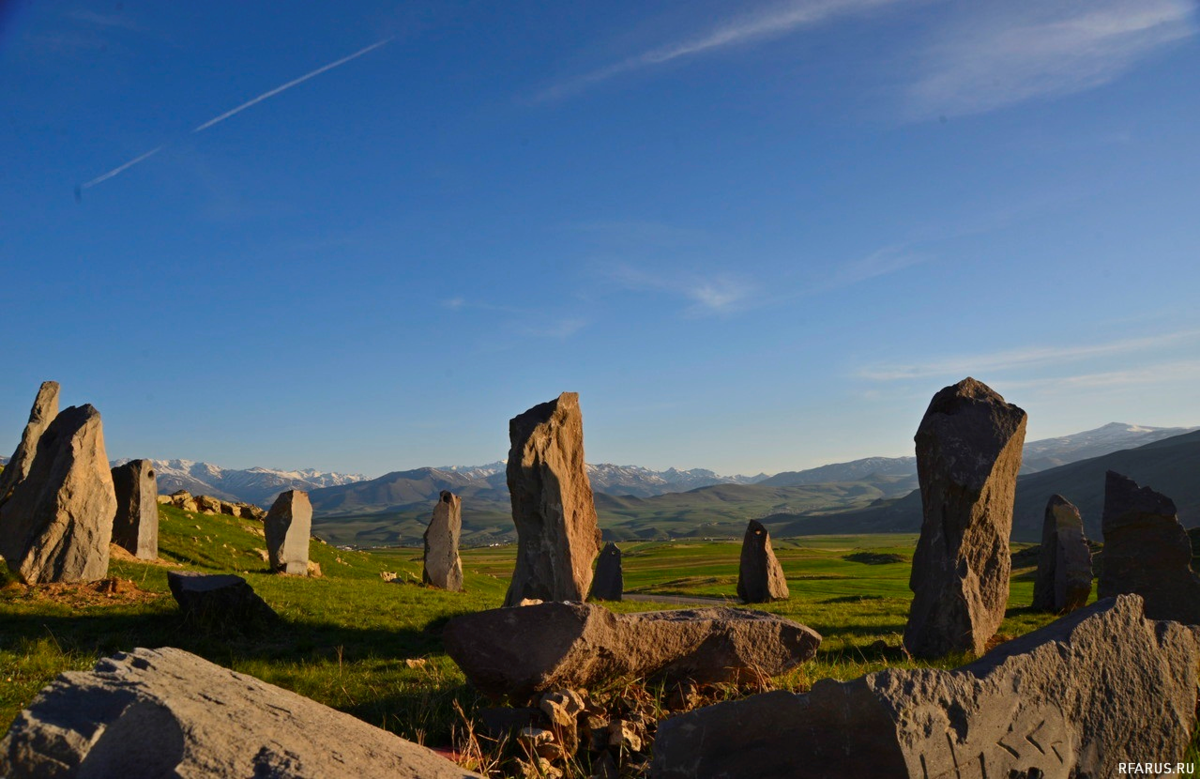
[609, 265, 757, 316]
[906, 0, 1197, 118]
[857, 328, 1200, 381]
[1002, 360, 1200, 392]
[819, 246, 930, 290]
[536, 0, 906, 101]
[518, 318, 588, 339]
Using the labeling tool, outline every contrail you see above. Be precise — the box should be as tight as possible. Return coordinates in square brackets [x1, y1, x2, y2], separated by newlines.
[192, 37, 393, 133]
[79, 145, 164, 191]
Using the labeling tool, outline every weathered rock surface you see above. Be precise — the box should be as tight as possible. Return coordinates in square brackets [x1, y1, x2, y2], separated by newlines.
[167, 571, 277, 626]
[1098, 471, 1200, 624]
[653, 595, 1198, 779]
[169, 490, 199, 513]
[905, 377, 1027, 658]
[736, 520, 789, 603]
[195, 494, 222, 514]
[504, 393, 602, 606]
[0, 646, 481, 779]
[423, 490, 463, 591]
[1032, 495, 1091, 613]
[0, 381, 59, 507]
[591, 542, 623, 601]
[264, 490, 312, 575]
[110, 459, 159, 560]
[0, 405, 116, 584]
[444, 601, 821, 699]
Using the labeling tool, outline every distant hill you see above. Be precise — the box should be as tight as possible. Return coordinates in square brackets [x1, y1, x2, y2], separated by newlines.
[760, 456, 917, 488]
[1020, 422, 1197, 472]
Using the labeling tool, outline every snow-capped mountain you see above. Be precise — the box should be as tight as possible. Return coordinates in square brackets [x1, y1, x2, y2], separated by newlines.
[1021, 422, 1199, 472]
[437, 461, 767, 498]
[111, 459, 366, 507]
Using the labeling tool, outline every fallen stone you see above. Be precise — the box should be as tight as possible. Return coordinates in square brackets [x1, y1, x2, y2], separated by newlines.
[652, 595, 1198, 779]
[264, 489, 312, 575]
[504, 393, 602, 606]
[156, 494, 172, 505]
[736, 520, 789, 603]
[0, 405, 116, 584]
[110, 459, 159, 560]
[166, 570, 277, 627]
[905, 377, 1027, 658]
[0, 381, 59, 507]
[1098, 471, 1200, 624]
[195, 494, 222, 515]
[590, 542, 623, 601]
[219, 501, 237, 516]
[444, 601, 821, 699]
[1032, 494, 1091, 613]
[423, 490, 463, 591]
[0, 647, 481, 779]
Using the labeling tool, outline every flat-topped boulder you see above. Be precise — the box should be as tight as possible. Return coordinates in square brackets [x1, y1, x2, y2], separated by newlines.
[0, 381, 59, 507]
[0, 404, 116, 584]
[1032, 495, 1091, 613]
[0, 647, 481, 779]
[1098, 471, 1200, 624]
[264, 489, 312, 575]
[653, 595, 1198, 778]
[905, 377, 1027, 658]
[504, 393, 602, 606]
[737, 520, 789, 603]
[591, 542, 623, 601]
[167, 570, 277, 627]
[423, 490, 463, 591]
[111, 459, 159, 560]
[444, 601, 821, 700]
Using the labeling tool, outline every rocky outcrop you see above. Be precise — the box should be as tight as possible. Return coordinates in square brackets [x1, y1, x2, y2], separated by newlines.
[195, 494, 222, 514]
[1032, 495, 1091, 612]
[905, 377, 1027, 658]
[504, 393, 602, 606]
[161, 490, 266, 520]
[591, 542, 623, 601]
[737, 519, 789, 603]
[111, 459, 159, 560]
[652, 595, 1198, 779]
[1098, 471, 1200, 624]
[167, 571, 277, 627]
[423, 491, 463, 591]
[443, 601, 821, 699]
[0, 381, 59, 507]
[264, 490, 312, 575]
[167, 490, 199, 513]
[0, 647, 481, 779]
[0, 405, 116, 584]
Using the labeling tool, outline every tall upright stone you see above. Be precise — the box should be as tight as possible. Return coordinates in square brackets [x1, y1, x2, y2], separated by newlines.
[111, 459, 159, 560]
[423, 490, 463, 591]
[264, 490, 312, 575]
[1098, 471, 1200, 624]
[737, 520, 789, 603]
[1032, 495, 1091, 613]
[0, 405, 116, 583]
[503, 392, 602, 607]
[904, 377, 1027, 658]
[0, 381, 59, 507]
[591, 542, 623, 601]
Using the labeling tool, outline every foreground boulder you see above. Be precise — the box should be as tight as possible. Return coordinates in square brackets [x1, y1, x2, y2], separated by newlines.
[905, 377, 1027, 658]
[1098, 471, 1200, 624]
[0, 381, 59, 507]
[0, 405, 116, 584]
[591, 542, 623, 600]
[504, 393, 602, 606]
[444, 601, 821, 699]
[737, 519, 789, 603]
[167, 571, 277, 627]
[264, 489, 312, 575]
[1032, 495, 1091, 612]
[423, 490, 463, 591]
[0, 646, 481, 779]
[110, 459, 159, 560]
[653, 595, 1197, 778]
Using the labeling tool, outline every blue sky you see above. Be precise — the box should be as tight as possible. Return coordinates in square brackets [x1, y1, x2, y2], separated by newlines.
[1, 0, 1198, 477]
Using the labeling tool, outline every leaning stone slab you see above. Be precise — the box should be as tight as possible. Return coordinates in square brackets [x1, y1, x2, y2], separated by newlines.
[737, 520, 789, 603]
[591, 542, 623, 600]
[0, 381, 59, 507]
[1098, 471, 1200, 624]
[264, 489, 312, 575]
[444, 601, 821, 699]
[653, 595, 1197, 779]
[111, 459, 159, 560]
[0, 646, 481, 779]
[167, 571, 277, 627]
[1032, 495, 1091, 613]
[0, 405, 116, 584]
[423, 490, 463, 591]
[504, 393, 602, 606]
[905, 377, 1027, 658]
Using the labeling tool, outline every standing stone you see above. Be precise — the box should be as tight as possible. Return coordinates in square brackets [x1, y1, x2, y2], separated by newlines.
[503, 393, 602, 607]
[904, 377, 1027, 659]
[423, 490, 463, 591]
[0, 405, 116, 584]
[591, 542, 623, 600]
[264, 489, 312, 575]
[1098, 471, 1200, 624]
[0, 381, 59, 507]
[1032, 495, 1091, 613]
[110, 459, 159, 560]
[167, 570, 278, 627]
[737, 520, 789, 603]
